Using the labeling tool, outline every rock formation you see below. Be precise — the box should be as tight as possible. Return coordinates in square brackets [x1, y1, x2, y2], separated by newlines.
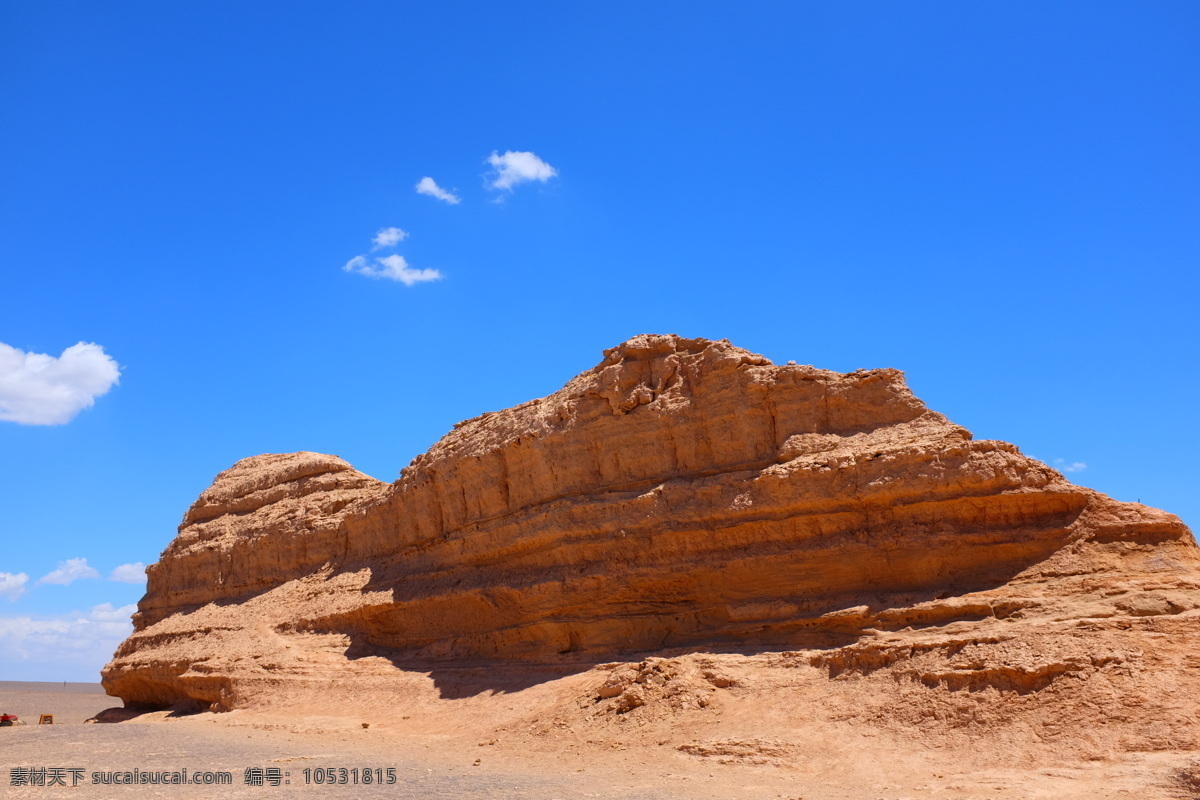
[103, 334, 1200, 745]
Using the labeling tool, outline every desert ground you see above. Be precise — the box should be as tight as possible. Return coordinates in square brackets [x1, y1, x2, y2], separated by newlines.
[4, 658, 1199, 800]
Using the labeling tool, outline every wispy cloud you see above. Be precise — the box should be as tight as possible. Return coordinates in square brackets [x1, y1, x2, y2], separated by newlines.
[486, 150, 557, 191]
[109, 563, 146, 584]
[371, 226, 409, 249]
[1053, 458, 1087, 473]
[0, 573, 28, 601]
[415, 177, 461, 204]
[0, 603, 136, 675]
[0, 342, 121, 426]
[343, 254, 442, 286]
[37, 558, 100, 587]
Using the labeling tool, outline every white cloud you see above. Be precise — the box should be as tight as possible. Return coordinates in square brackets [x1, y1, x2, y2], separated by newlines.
[109, 562, 146, 584]
[486, 150, 557, 191]
[1053, 458, 1087, 473]
[343, 254, 443, 286]
[371, 226, 409, 249]
[415, 177, 461, 204]
[0, 342, 121, 426]
[0, 573, 28, 601]
[343, 253, 443, 286]
[87, 603, 135, 622]
[37, 558, 100, 587]
[0, 603, 136, 677]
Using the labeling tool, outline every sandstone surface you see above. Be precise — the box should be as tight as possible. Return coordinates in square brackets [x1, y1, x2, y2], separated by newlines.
[102, 334, 1200, 773]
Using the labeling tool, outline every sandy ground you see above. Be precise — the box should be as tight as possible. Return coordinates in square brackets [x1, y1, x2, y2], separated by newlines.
[2, 665, 1198, 800]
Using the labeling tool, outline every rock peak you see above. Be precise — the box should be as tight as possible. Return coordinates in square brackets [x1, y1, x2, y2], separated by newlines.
[598, 334, 755, 366]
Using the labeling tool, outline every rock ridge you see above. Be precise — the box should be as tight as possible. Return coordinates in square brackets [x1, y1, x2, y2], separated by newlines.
[103, 334, 1200, 728]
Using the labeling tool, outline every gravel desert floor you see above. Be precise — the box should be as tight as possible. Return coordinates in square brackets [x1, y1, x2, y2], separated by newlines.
[3, 668, 1199, 800]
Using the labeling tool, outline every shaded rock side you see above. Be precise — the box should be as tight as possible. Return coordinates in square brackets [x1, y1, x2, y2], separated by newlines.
[102, 334, 1199, 710]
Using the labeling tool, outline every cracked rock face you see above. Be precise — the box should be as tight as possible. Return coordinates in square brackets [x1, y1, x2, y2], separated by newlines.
[102, 334, 1200, 715]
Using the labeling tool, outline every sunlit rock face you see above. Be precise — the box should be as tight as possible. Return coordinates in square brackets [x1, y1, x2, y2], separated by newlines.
[102, 334, 1199, 716]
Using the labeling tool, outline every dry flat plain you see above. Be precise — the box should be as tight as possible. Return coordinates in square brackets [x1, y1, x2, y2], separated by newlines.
[3, 673, 1199, 800]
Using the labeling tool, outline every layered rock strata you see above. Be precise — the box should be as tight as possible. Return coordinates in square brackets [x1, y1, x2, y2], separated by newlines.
[102, 335, 1200, 714]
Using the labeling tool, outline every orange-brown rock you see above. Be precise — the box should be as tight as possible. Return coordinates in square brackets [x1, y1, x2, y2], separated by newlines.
[102, 334, 1200, 751]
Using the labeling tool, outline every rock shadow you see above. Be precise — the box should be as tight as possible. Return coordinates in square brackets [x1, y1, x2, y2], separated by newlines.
[332, 579, 1044, 700]
[319, 501, 1090, 700]
[88, 701, 204, 723]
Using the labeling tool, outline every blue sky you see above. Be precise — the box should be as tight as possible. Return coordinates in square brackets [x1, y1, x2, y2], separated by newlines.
[1, 1, 1197, 681]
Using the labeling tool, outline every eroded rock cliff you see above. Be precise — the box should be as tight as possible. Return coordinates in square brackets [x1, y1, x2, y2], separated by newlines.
[103, 334, 1200, 743]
